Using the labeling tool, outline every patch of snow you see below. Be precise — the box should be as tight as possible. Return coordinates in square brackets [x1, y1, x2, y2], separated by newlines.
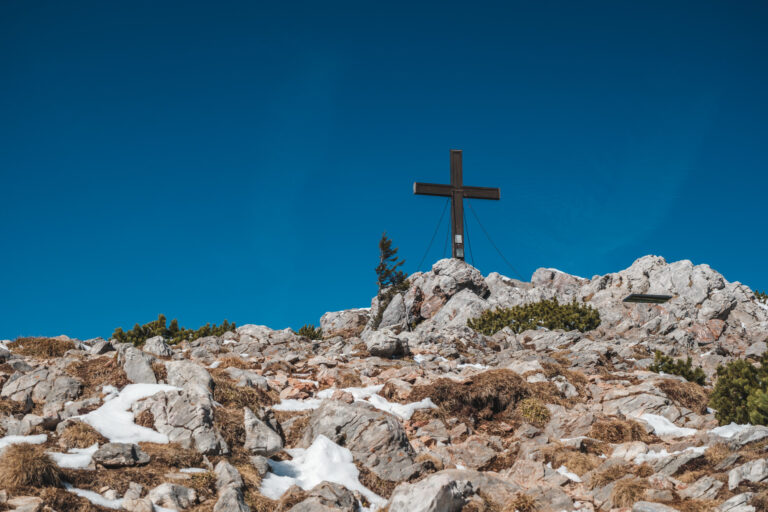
[272, 398, 324, 412]
[260, 435, 385, 509]
[78, 383, 180, 444]
[757, 301, 768, 311]
[456, 464, 466, 470]
[710, 423, 752, 439]
[0, 434, 47, 451]
[547, 463, 581, 483]
[639, 414, 697, 437]
[274, 384, 435, 420]
[634, 445, 706, 464]
[180, 467, 208, 474]
[223, 339, 236, 345]
[458, 363, 488, 370]
[49, 443, 99, 469]
[546, 268, 586, 280]
[413, 354, 428, 364]
[64, 483, 123, 509]
[208, 361, 222, 369]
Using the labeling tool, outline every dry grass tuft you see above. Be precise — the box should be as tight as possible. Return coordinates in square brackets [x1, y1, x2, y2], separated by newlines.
[139, 442, 203, 468]
[66, 356, 129, 398]
[59, 422, 108, 450]
[517, 398, 550, 427]
[673, 500, 722, 512]
[752, 490, 768, 511]
[539, 444, 601, 476]
[38, 487, 100, 511]
[135, 409, 155, 428]
[274, 411, 310, 448]
[0, 443, 62, 489]
[212, 375, 278, 409]
[188, 471, 217, 501]
[9, 337, 76, 358]
[218, 355, 259, 370]
[705, 442, 732, 467]
[657, 378, 710, 414]
[506, 492, 538, 512]
[589, 418, 655, 444]
[408, 369, 530, 423]
[356, 464, 398, 498]
[152, 361, 168, 382]
[0, 397, 28, 415]
[414, 452, 445, 473]
[610, 477, 648, 508]
[214, 406, 246, 450]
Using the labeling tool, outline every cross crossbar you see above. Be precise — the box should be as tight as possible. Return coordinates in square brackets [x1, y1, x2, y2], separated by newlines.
[414, 150, 500, 260]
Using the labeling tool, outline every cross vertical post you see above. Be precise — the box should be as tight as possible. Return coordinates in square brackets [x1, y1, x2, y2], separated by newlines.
[450, 150, 465, 259]
[413, 150, 500, 261]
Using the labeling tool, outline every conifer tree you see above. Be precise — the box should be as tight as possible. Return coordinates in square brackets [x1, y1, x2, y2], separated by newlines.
[376, 232, 406, 292]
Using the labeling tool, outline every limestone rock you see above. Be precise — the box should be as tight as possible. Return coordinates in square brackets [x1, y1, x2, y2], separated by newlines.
[93, 443, 150, 468]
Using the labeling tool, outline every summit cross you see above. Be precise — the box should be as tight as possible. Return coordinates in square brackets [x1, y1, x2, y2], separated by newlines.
[413, 149, 500, 260]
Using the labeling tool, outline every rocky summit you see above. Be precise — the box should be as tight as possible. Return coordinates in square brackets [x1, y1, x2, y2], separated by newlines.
[2, 255, 768, 512]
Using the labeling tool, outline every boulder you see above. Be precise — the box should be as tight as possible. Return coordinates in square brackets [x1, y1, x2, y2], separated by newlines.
[243, 407, 283, 456]
[214, 487, 249, 512]
[320, 309, 370, 338]
[288, 482, 359, 512]
[119, 346, 157, 384]
[729, 458, 768, 490]
[148, 483, 197, 510]
[166, 360, 213, 397]
[365, 329, 409, 358]
[143, 336, 173, 357]
[92, 443, 150, 468]
[300, 400, 419, 481]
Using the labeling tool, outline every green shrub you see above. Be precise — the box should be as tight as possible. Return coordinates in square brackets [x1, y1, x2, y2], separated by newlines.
[296, 324, 323, 340]
[372, 232, 409, 329]
[112, 314, 236, 346]
[756, 290, 768, 304]
[648, 351, 707, 385]
[710, 356, 766, 425]
[467, 298, 600, 336]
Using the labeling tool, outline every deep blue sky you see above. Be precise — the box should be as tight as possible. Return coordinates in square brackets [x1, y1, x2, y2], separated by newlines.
[2, 1, 767, 339]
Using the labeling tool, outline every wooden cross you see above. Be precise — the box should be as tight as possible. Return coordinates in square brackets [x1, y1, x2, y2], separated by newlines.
[414, 150, 500, 260]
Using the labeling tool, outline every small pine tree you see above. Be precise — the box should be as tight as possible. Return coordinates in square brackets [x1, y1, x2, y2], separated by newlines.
[372, 233, 409, 329]
[376, 232, 407, 292]
[648, 351, 707, 385]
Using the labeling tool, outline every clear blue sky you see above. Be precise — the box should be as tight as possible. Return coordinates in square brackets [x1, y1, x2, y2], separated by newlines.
[1, 1, 767, 340]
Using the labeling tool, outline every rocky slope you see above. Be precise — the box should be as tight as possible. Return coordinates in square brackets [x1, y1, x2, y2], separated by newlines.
[2, 255, 768, 512]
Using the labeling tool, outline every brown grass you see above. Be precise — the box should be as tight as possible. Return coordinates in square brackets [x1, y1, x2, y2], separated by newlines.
[539, 444, 601, 476]
[657, 378, 710, 414]
[506, 492, 538, 512]
[408, 370, 530, 423]
[66, 356, 129, 398]
[356, 464, 398, 498]
[516, 398, 550, 427]
[9, 337, 76, 358]
[610, 477, 648, 508]
[38, 487, 102, 511]
[212, 374, 278, 409]
[589, 418, 656, 443]
[274, 411, 310, 448]
[589, 462, 654, 490]
[752, 490, 768, 511]
[135, 409, 155, 428]
[0, 443, 62, 489]
[0, 397, 28, 415]
[673, 500, 721, 512]
[152, 361, 168, 382]
[139, 442, 203, 468]
[214, 407, 246, 450]
[58, 422, 108, 449]
[218, 355, 259, 370]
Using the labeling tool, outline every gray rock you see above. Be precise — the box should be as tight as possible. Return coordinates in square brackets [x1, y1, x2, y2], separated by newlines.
[89, 340, 114, 355]
[93, 443, 150, 468]
[123, 498, 154, 512]
[243, 407, 283, 456]
[289, 482, 359, 512]
[717, 493, 755, 512]
[249, 456, 270, 477]
[632, 502, 681, 512]
[132, 390, 228, 454]
[166, 360, 213, 397]
[300, 400, 419, 481]
[119, 346, 157, 384]
[143, 336, 173, 357]
[388, 473, 472, 512]
[365, 329, 409, 358]
[225, 368, 269, 390]
[679, 475, 723, 500]
[729, 458, 768, 490]
[148, 483, 197, 510]
[320, 308, 370, 338]
[1, 369, 49, 403]
[214, 487, 249, 512]
[214, 461, 243, 491]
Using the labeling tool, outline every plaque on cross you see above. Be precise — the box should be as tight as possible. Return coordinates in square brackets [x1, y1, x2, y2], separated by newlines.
[414, 150, 500, 260]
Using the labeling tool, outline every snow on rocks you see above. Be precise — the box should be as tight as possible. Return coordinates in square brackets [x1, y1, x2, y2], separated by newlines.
[260, 434, 385, 508]
[638, 413, 697, 437]
[48, 443, 99, 469]
[0, 433, 47, 451]
[77, 383, 179, 444]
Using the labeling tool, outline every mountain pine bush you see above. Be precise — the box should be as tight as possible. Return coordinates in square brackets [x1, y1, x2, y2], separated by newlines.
[372, 232, 409, 329]
[756, 290, 768, 304]
[112, 314, 236, 346]
[648, 351, 707, 385]
[296, 324, 323, 340]
[467, 298, 600, 336]
[709, 355, 768, 425]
